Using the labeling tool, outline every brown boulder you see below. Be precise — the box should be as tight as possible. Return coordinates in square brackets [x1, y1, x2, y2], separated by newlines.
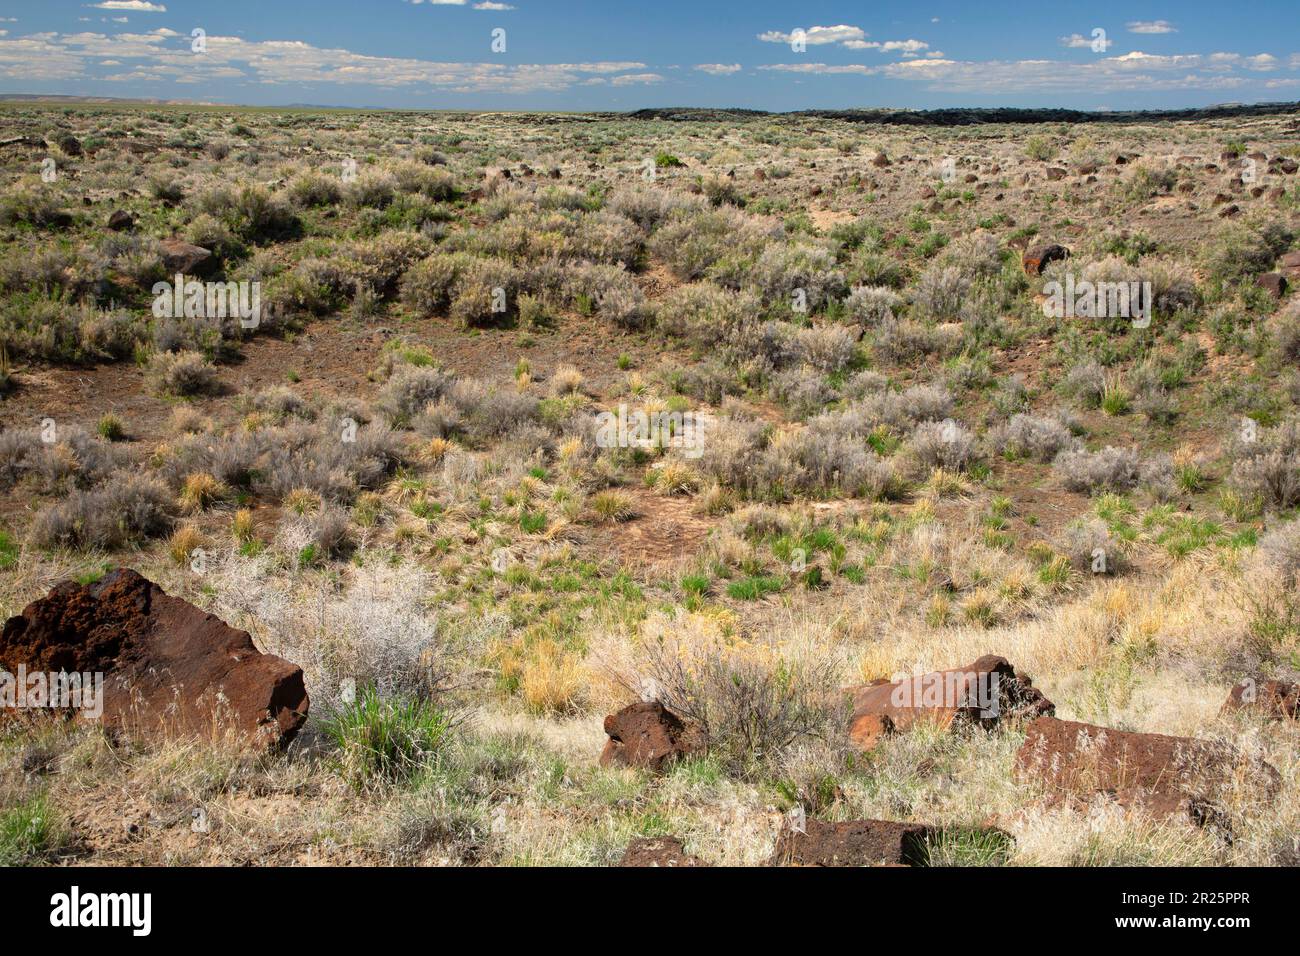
[1222, 678, 1300, 720]
[1045, 167, 1067, 181]
[599, 701, 701, 771]
[106, 210, 134, 232]
[1022, 242, 1069, 276]
[1279, 251, 1300, 279]
[847, 711, 894, 751]
[159, 238, 214, 276]
[1256, 272, 1287, 300]
[1014, 716, 1279, 822]
[870, 152, 891, 168]
[846, 655, 1053, 742]
[767, 819, 1003, 867]
[619, 836, 706, 867]
[0, 569, 308, 748]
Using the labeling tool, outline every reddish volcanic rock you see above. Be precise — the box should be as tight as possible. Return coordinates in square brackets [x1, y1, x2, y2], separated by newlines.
[845, 655, 1053, 743]
[1222, 678, 1300, 721]
[0, 569, 308, 748]
[1014, 716, 1279, 823]
[1022, 242, 1069, 276]
[599, 700, 702, 771]
[619, 836, 706, 867]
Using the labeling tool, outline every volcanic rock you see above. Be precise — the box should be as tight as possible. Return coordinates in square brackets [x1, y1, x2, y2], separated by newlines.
[0, 569, 308, 748]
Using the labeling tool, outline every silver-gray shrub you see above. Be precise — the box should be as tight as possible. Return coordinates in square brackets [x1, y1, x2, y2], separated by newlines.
[987, 412, 1081, 462]
[1229, 417, 1300, 511]
[904, 419, 976, 473]
[843, 285, 902, 327]
[1053, 445, 1142, 494]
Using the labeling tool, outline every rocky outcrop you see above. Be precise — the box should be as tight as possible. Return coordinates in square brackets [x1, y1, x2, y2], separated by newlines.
[619, 836, 706, 867]
[599, 701, 702, 771]
[0, 569, 308, 749]
[845, 655, 1053, 744]
[768, 819, 1010, 867]
[1022, 242, 1069, 276]
[1222, 678, 1299, 721]
[1014, 716, 1279, 823]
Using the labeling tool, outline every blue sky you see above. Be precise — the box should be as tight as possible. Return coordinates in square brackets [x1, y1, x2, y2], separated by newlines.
[0, 0, 1297, 110]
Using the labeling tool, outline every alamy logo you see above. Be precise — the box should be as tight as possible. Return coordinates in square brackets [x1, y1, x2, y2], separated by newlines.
[1, 666, 103, 719]
[890, 669, 1002, 718]
[50, 886, 151, 936]
[1041, 274, 1152, 328]
[595, 403, 705, 459]
[152, 274, 261, 329]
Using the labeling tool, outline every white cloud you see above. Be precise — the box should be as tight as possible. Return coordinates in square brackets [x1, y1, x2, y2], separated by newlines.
[1060, 33, 1112, 50]
[757, 25, 865, 46]
[0, 30, 651, 94]
[1127, 20, 1177, 34]
[91, 1, 167, 11]
[473, 2, 515, 9]
[610, 72, 663, 86]
[844, 38, 929, 54]
[1242, 53, 1279, 71]
[758, 49, 1295, 95]
[758, 63, 872, 75]
[694, 63, 741, 75]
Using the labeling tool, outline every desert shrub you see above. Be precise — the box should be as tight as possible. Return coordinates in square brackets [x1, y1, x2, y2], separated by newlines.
[606, 185, 704, 231]
[246, 385, 313, 422]
[596, 281, 650, 330]
[872, 317, 960, 365]
[147, 350, 220, 397]
[1229, 417, 1300, 511]
[0, 188, 71, 229]
[0, 426, 120, 493]
[378, 364, 455, 424]
[389, 161, 456, 201]
[769, 368, 837, 419]
[774, 419, 899, 499]
[1059, 517, 1126, 575]
[657, 282, 756, 345]
[0, 298, 144, 364]
[1205, 221, 1292, 285]
[563, 210, 642, 265]
[1256, 519, 1300, 576]
[449, 256, 519, 327]
[401, 252, 471, 316]
[1059, 359, 1107, 408]
[904, 419, 976, 474]
[912, 264, 971, 321]
[257, 422, 404, 503]
[184, 213, 243, 260]
[196, 184, 298, 243]
[697, 417, 774, 498]
[746, 242, 847, 311]
[30, 474, 174, 550]
[1273, 299, 1300, 362]
[848, 249, 908, 288]
[1054, 446, 1141, 494]
[844, 285, 902, 326]
[337, 232, 433, 299]
[346, 170, 398, 209]
[987, 413, 1081, 462]
[287, 171, 343, 208]
[322, 686, 452, 791]
[629, 612, 846, 775]
[648, 207, 772, 281]
[1120, 164, 1177, 203]
[940, 230, 1003, 281]
[794, 323, 858, 372]
[446, 379, 540, 442]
